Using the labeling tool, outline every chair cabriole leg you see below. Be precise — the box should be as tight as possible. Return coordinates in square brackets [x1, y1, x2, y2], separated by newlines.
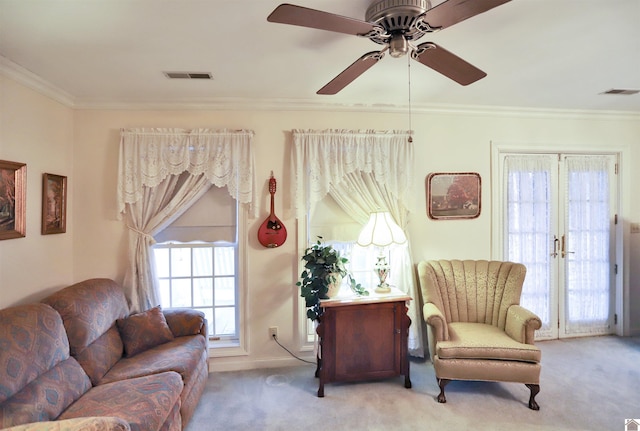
[437, 378, 450, 403]
[526, 384, 540, 410]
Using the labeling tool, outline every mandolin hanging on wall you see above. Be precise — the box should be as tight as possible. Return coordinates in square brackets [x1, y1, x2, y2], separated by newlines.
[257, 172, 287, 248]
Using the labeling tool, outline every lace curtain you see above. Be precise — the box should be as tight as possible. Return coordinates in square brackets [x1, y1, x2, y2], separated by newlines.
[504, 154, 612, 337]
[117, 128, 255, 311]
[563, 155, 611, 335]
[292, 129, 424, 357]
[504, 154, 555, 335]
[292, 129, 415, 220]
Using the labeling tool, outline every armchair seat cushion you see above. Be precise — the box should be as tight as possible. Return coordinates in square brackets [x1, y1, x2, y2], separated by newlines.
[437, 322, 541, 363]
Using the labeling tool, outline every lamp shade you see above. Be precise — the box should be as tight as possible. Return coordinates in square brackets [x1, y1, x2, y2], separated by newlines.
[356, 211, 407, 247]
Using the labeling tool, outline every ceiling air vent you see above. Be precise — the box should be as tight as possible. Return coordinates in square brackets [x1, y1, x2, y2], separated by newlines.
[601, 88, 639, 95]
[164, 72, 213, 80]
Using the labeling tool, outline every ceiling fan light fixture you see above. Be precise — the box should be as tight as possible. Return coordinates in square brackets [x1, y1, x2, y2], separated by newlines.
[268, 0, 510, 94]
[389, 33, 409, 57]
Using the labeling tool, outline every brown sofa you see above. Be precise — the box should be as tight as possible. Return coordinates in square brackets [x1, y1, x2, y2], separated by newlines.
[0, 279, 209, 430]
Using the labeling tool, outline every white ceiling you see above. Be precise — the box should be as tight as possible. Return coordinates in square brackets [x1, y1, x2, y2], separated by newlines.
[1, 0, 639, 112]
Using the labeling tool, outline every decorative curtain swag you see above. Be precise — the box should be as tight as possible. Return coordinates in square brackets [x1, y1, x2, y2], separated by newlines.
[118, 128, 256, 218]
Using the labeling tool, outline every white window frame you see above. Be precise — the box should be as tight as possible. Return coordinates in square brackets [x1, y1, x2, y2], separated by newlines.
[154, 202, 249, 358]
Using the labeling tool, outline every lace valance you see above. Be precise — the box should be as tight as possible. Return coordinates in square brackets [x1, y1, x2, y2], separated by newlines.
[292, 129, 414, 219]
[117, 128, 256, 217]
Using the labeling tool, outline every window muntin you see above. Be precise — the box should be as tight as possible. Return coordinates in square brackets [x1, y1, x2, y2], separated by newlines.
[154, 242, 239, 345]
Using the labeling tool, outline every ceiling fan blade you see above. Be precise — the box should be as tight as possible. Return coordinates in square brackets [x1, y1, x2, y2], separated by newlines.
[413, 42, 486, 85]
[317, 51, 384, 95]
[267, 3, 378, 36]
[422, 0, 511, 30]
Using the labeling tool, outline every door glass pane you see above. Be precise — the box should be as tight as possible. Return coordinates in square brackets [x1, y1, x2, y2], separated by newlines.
[505, 155, 554, 335]
[564, 155, 611, 335]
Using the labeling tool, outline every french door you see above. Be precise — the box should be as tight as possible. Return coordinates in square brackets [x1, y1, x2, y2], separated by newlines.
[500, 153, 617, 339]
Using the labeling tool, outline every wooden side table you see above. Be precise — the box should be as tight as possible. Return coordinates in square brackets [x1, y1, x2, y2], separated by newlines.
[315, 290, 412, 397]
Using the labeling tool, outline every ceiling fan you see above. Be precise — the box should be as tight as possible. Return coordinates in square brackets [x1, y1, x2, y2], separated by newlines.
[267, 0, 511, 94]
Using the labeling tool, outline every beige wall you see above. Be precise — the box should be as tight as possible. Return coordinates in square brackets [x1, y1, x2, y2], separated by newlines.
[2, 76, 640, 370]
[0, 77, 75, 308]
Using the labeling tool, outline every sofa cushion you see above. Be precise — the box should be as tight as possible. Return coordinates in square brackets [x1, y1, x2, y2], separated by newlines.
[58, 372, 183, 431]
[42, 279, 129, 356]
[0, 304, 71, 404]
[0, 358, 92, 428]
[99, 335, 206, 385]
[4, 416, 131, 431]
[163, 308, 205, 337]
[74, 325, 124, 386]
[436, 322, 541, 363]
[116, 306, 174, 357]
[158, 402, 181, 431]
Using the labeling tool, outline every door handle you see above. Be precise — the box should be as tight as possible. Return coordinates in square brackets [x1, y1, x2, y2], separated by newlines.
[561, 235, 575, 258]
[551, 235, 559, 258]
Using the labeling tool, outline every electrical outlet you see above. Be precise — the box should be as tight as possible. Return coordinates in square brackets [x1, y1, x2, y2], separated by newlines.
[269, 326, 278, 340]
[631, 223, 640, 234]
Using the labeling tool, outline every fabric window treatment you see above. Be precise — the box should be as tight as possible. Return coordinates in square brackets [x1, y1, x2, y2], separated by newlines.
[504, 154, 555, 335]
[117, 128, 255, 312]
[503, 153, 613, 338]
[292, 129, 415, 220]
[563, 155, 611, 335]
[292, 129, 424, 357]
[118, 128, 256, 216]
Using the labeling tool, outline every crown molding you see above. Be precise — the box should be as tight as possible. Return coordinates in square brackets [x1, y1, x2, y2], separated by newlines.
[73, 99, 640, 121]
[0, 56, 76, 107]
[2, 55, 639, 121]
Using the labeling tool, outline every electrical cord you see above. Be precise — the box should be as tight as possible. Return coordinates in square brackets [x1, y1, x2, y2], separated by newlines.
[272, 333, 316, 365]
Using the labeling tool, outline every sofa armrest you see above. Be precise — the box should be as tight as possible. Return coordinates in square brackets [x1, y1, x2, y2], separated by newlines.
[423, 302, 449, 342]
[163, 308, 207, 339]
[505, 305, 542, 344]
[5, 417, 130, 431]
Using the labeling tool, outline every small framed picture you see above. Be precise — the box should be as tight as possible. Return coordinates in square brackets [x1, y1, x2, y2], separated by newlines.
[426, 172, 481, 220]
[42, 173, 67, 234]
[0, 160, 27, 240]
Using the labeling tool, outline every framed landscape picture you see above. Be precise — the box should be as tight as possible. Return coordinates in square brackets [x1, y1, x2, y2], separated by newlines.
[426, 172, 481, 220]
[0, 160, 27, 240]
[42, 173, 67, 234]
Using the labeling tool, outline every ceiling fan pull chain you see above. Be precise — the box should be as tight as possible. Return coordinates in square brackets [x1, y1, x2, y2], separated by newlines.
[407, 54, 413, 143]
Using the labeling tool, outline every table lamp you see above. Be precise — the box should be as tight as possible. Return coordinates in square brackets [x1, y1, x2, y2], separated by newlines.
[356, 211, 407, 293]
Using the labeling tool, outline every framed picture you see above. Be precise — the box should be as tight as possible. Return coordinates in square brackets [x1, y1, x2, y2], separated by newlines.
[426, 172, 481, 220]
[42, 173, 67, 234]
[0, 160, 27, 240]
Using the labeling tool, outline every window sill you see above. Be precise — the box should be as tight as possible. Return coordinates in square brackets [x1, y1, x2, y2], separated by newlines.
[208, 344, 248, 358]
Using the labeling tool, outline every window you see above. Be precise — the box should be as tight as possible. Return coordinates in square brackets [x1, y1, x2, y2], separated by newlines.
[303, 239, 384, 343]
[152, 185, 245, 351]
[154, 242, 238, 345]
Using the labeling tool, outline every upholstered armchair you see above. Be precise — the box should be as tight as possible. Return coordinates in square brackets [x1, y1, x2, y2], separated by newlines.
[417, 260, 542, 410]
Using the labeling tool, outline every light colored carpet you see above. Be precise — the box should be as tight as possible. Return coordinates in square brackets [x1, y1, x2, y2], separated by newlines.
[186, 335, 640, 431]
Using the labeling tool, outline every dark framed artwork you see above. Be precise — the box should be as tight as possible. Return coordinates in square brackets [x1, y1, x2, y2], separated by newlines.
[42, 173, 67, 234]
[0, 160, 27, 240]
[426, 172, 481, 220]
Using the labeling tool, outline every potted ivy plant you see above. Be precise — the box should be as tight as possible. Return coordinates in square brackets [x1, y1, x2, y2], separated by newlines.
[297, 237, 368, 321]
